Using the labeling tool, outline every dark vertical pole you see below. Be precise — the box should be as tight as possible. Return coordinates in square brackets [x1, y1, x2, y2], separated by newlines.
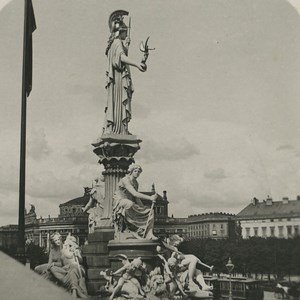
[17, 0, 29, 263]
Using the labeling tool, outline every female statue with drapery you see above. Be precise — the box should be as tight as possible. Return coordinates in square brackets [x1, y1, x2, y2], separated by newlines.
[103, 10, 146, 135]
[112, 164, 158, 240]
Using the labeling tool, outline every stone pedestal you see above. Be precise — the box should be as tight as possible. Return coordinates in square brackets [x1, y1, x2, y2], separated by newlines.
[83, 228, 114, 295]
[108, 239, 160, 271]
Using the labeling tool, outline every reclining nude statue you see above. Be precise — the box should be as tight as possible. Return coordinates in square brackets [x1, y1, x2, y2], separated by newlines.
[112, 164, 158, 240]
[49, 235, 88, 298]
[34, 233, 88, 298]
[34, 232, 63, 280]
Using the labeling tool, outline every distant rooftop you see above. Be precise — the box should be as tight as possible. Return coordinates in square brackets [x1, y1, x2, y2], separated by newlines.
[59, 193, 90, 207]
[0, 224, 18, 231]
[237, 197, 300, 220]
[188, 212, 235, 222]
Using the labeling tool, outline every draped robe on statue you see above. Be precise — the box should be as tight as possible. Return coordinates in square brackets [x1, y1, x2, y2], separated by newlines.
[104, 38, 133, 134]
[112, 175, 154, 239]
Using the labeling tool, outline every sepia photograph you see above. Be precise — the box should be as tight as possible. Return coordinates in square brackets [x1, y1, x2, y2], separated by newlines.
[0, 0, 300, 299]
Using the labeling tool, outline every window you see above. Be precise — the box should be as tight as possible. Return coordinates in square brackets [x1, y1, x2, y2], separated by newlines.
[278, 226, 284, 238]
[287, 226, 292, 236]
[295, 226, 299, 236]
[246, 228, 250, 238]
[254, 227, 258, 236]
[270, 226, 275, 237]
[262, 227, 267, 237]
[270, 219, 274, 222]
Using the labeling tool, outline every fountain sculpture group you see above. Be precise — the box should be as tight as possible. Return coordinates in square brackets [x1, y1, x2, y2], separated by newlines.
[35, 10, 214, 300]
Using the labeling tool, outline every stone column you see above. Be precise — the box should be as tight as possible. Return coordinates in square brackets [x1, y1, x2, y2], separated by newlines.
[92, 133, 142, 227]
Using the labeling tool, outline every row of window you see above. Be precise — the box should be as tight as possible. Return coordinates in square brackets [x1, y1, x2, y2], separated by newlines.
[244, 218, 292, 223]
[187, 229, 225, 237]
[37, 228, 87, 235]
[245, 225, 299, 238]
[154, 228, 185, 233]
[154, 206, 164, 215]
[188, 223, 224, 231]
[61, 206, 83, 215]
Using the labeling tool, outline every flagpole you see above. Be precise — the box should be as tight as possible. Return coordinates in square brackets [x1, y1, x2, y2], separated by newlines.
[17, 0, 29, 264]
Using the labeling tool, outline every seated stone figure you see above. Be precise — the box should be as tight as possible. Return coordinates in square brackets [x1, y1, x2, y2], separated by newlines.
[157, 235, 213, 298]
[50, 235, 88, 298]
[112, 164, 158, 240]
[34, 232, 62, 281]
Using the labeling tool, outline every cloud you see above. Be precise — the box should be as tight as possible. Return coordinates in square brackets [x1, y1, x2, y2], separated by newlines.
[27, 128, 52, 161]
[286, 0, 300, 15]
[0, 164, 18, 191]
[65, 146, 96, 165]
[0, 0, 12, 11]
[276, 144, 294, 151]
[137, 137, 200, 163]
[26, 162, 100, 199]
[204, 168, 227, 181]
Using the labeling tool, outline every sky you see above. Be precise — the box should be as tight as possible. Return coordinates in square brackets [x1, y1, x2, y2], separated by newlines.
[0, 0, 300, 226]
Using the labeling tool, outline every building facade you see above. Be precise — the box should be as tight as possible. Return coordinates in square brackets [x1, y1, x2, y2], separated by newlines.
[237, 196, 300, 239]
[0, 224, 19, 249]
[25, 189, 90, 248]
[186, 212, 238, 239]
[1, 186, 242, 249]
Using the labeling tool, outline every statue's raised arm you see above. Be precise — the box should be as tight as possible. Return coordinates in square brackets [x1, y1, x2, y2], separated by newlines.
[103, 10, 146, 135]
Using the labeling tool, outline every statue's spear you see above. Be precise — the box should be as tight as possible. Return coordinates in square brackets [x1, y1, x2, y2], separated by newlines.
[126, 16, 131, 53]
[128, 16, 131, 40]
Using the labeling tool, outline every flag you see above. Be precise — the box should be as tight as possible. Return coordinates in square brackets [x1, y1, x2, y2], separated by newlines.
[24, 0, 36, 97]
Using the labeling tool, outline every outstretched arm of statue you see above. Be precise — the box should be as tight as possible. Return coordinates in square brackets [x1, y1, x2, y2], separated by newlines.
[112, 264, 128, 276]
[123, 179, 157, 202]
[120, 54, 146, 72]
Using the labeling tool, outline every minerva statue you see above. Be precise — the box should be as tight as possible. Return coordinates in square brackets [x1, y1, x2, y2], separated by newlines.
[103, 10, 147, 135]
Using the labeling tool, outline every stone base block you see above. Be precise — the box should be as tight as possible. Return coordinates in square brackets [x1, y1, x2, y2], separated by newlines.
[86, 255, 110, 267]
[83, 243, 108, 254]
[88, 230, 114, 243]
[108, 239, 159, 270]
[86, 280, 103, 295]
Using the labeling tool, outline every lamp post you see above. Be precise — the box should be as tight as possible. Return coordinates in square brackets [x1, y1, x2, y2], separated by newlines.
[226, 257, 234, 300]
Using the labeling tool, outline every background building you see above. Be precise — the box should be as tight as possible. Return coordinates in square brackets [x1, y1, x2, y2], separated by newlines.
[0, 224, 18, 250]
[186, 212, 238, 239]
[1, 186, 241, 249]
[237, 196, 300, 239]
[24, 188, 90, 249]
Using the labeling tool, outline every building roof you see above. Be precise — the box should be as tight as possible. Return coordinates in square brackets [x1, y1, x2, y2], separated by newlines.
[59, 194, 90, 207]
[237, 199, 300, 220]
[0, 224, 18, 231]
[188, 212, 235, 223]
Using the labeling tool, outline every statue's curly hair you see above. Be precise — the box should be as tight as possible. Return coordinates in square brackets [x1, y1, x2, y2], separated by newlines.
[128, 164, 142, 174]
